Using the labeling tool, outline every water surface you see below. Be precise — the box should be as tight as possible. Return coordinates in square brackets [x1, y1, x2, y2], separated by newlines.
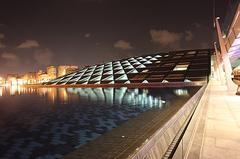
[0, 86, 200, 159]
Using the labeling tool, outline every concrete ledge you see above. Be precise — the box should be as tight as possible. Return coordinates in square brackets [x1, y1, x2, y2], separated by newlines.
[129, 85, 206, 159]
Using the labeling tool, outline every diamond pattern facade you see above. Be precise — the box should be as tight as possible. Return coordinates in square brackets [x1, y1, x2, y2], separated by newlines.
[45, 49, 212, 86]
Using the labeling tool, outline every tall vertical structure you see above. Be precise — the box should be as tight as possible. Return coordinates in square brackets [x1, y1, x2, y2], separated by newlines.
[214, 0, 240, 91]
[215, 17, 236, 91]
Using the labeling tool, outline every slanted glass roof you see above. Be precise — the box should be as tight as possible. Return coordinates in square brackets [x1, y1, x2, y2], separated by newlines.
[45, 49, 212, 86]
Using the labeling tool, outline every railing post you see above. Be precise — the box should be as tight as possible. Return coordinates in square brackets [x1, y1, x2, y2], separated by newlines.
[215, 17, 236, 91]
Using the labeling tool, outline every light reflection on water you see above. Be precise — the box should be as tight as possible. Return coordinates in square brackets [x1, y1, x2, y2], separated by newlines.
[0, 86, 167, 108]
[0, 85, 196, 159]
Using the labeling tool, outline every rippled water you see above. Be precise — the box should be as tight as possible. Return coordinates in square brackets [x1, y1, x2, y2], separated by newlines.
[0, 86, 199, 159]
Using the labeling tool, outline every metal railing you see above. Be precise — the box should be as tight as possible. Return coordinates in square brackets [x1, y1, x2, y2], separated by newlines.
[222, 0, 240, 36]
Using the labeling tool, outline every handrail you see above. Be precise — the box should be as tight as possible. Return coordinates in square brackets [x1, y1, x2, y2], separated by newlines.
[222, 0, 240, 36]
[162, 85, 207, 159]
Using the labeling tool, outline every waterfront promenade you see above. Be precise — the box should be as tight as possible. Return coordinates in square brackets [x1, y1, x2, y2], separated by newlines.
[187, 79, 240, 159]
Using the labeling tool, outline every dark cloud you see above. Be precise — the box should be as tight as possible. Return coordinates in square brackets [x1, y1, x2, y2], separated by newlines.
[150, 29, 183, 50]
[150, 29, 182, 46]
[84, 33, 91, 38]
[1, 52, 19, 67]
[114, 40, 133, 50]
[18, 40, 40, 48]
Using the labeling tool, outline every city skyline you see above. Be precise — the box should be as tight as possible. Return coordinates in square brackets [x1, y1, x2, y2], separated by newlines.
[0, 65, 79, 86]
[0, 0, 228, 75]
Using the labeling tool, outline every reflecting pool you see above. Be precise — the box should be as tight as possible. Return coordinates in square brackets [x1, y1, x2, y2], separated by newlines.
[0, 86, 200, 159]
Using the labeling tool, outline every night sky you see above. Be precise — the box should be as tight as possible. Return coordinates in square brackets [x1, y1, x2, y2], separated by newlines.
[0, 0, 229, 75]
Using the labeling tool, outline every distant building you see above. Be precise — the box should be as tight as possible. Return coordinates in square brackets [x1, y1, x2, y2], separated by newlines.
[35, 66, 57, 83]
[36, 70, 44, 83]
[22, 72, 36, 84]
[6, 74, 18, 85]
[58, 65, 79, 77]
[37, 73, 49, 83]
[47, 66, 57, 80]
[0, 76, 5, 85]
[2, 65, 79, 85]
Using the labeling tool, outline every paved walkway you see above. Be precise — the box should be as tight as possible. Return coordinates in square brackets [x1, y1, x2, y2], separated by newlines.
[199, 80, 240, 159]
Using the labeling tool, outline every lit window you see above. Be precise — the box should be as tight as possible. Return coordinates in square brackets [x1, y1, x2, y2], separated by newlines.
[145, 56, 152, 59]
[142, 80, 148, 83]
[114, 66, 123, 70]
[125, 65, 134, 69]
[143, 61, 152, 64]
[102, 75, 114, 81]
[124, 80, 130, 84]
[121, 60, 128, 64]
[132, 62, 141, 65]
[83, 72, 93, 76]
[127, 69, 138, 74]
[122, 62, 131, 66]
[139, 58, 147, 62]
[79, 76, 90, 82]
[90, 76, 101, 81]
[116, 74, 128, 80]
[187, 51, 196, 55]
[155, 55, 162, 58]
[136, 64, 146, 68]
[113, 61, 120, 64]
[142, 69, 149, 73]
[93, 71, 102, 76]
[103, 70, 113, 75]
[173, 64, 189, 71]
[150, 57, 158, 61]
[113, 63, 121, 67]
[115, 69, 125, 74]
[104, 67, 112, 71]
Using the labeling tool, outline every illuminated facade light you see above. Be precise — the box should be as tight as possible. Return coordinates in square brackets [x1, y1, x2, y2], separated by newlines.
[173, 64, 189, 71]
[142, 80, 149, 83]
[146, 56, 152, 59]
[127, 69, 138, 74]
[155, 55, 162, 58]
[142, 69, 149, 73]
[124, 80, 131, 84]
[116, 74, 128, 80]
[143, 61, 152, 64]
[162, 80, 169, 83]
[90, 76, 102, 81]
[136, 64, 146, 68]
[102, 75, 114, 81]
[139, 59, 147, 62]
[115, 69, 125, 75]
